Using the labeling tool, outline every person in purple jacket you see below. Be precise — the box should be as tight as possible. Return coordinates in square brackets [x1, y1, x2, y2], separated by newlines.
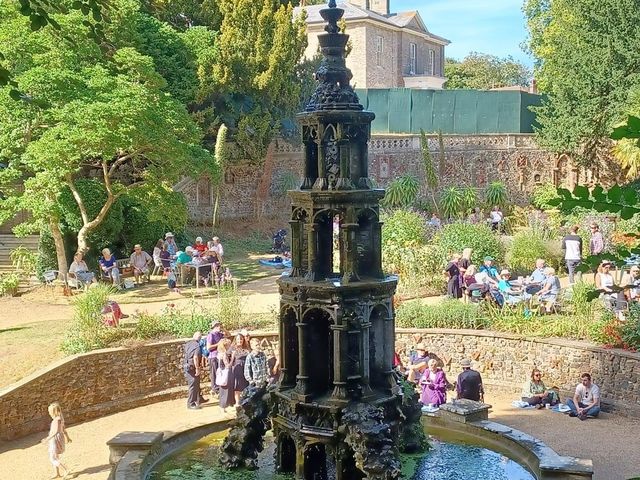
[420, 359, 448, 407]
[206, 321, 227, 396]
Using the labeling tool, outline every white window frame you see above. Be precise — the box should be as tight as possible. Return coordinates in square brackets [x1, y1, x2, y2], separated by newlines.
[376, 35, 384, 67]
[429, 49, 435, 76]
[409, 43, 417, 75]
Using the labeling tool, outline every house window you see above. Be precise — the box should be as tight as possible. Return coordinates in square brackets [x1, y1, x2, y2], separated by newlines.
[409, 43, 417, 74]
[196, 177, 212, 206]
[429, 49, 435, 76]
[376, 36, 383, 67]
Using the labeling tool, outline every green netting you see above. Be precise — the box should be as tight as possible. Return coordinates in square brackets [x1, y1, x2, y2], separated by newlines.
[355, 88, 542, 134]
[387, 89, 412, 133]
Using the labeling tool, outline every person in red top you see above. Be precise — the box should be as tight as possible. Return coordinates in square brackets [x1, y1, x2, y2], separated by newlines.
[193, 236, 208, 254]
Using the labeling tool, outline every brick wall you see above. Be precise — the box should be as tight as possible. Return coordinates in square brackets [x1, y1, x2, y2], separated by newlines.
[1, 330, 638, 441]
[178, 133, 621, 222]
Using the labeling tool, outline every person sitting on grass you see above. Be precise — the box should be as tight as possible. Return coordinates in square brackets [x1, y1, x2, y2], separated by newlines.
[130, 244, 152, 285]
[521, 368, 557, 408]
[566, 372, 600, 420]
[244, 338, 269, 387]
[536, 267, 560, 313]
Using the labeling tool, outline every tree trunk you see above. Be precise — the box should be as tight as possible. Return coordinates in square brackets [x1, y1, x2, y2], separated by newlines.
[49, 218, 68, 279]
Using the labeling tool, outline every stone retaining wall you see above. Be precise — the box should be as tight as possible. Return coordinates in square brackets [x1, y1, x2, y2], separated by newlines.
[0, 330, 637, 441]
[395, 329, 640, 415]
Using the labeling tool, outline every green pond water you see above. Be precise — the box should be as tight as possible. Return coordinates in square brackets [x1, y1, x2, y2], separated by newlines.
[148, 430, 535, 480]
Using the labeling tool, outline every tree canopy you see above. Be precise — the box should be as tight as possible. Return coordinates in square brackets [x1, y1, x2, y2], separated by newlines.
[523, 0, 640, 164]
[444, 53, 531, 90]
[0, 0, 213, 272]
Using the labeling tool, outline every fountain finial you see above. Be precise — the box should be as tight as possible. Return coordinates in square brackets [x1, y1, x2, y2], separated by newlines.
[328, 0, 337, 8]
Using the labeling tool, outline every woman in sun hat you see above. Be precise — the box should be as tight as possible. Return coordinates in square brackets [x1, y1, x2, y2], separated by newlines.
[164, 232, 177, 257]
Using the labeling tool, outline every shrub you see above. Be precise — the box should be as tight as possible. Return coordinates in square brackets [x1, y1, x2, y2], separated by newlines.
[621, 304, 640, 351]
[10, 246, 37, 276]
[214, 288, 247, 331]
[396, 300, 489, 330]
[62, 284, 119, 354]
[505, 229, 561, 275]
[382, 210, 427, 249]
[0, 272, 20, 296]
[531, 182, 561, 210]
[432, 222, 504, 266]
[587, 311, 623, 347]
[439, 186, 465, 219]
[135, 311, 171, 340]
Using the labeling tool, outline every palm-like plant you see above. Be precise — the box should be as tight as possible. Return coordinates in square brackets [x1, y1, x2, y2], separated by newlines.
[612, 139, 640, 179]
[439, 186, 465, 218]
[484, 181, 508, 206]
[382, 175, 420, 208]
[461, 186, 478, 214]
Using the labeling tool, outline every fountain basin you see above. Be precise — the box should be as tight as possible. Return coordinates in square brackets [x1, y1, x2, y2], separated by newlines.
[108, 405, 592, 480]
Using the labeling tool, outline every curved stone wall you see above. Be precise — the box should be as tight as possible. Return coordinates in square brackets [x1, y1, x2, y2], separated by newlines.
[0, 329, 637, 441]
[395, 329, 640, 416]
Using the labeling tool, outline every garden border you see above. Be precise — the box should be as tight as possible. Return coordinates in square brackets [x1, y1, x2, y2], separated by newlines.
[0, 329, 637, 442]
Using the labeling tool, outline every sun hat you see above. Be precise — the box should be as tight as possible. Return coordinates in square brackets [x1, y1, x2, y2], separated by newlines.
[416, 343, 427, 351]
[460, 359, 472, 368]
[500, 269, 510, 276]
[211, 320, 221, 328]
[196, 236, 203, 242]
[165, 232, 174, 239]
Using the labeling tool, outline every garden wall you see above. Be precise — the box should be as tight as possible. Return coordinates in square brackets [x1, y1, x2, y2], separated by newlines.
[177, 133, 622, 223]
[0, 330, 637, 441]
[395, 329, 640, 416]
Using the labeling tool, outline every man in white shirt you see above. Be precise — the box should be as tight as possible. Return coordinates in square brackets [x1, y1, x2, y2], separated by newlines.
[566, 372, 601, 420]
[562, 225, 583, 284]
[489, 206, 503, 232]
[212, 236, 224, 264]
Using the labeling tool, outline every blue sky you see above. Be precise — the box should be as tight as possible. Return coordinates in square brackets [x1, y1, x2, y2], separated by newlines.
[395, 0, 534, 66]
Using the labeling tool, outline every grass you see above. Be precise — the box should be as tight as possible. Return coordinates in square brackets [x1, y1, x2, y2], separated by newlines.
[0, 319, 69, 388]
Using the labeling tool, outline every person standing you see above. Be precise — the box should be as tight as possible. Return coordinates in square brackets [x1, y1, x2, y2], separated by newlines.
[42, 402, 72, 479]
[563, 226, 583, 284]
[212, 236, 224, 264]
[589, 223, 604, 256]
[231, 333, 250, 405]
[444, 253, 462, 299]
[184, 332, 203, 410]
[206, 321, 226, 396]
[489, 206, 503, 232]
[566, 372, 601, 420]
[456, 359, 484, 402]
[244, 338, 269, 386]
[217, 338, 235, 412]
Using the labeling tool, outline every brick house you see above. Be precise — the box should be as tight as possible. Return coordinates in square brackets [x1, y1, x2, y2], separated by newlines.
[295, 0, 450, 89]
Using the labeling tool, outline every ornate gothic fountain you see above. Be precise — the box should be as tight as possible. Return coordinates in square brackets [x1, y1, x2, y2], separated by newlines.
[218, 1, 426, 478]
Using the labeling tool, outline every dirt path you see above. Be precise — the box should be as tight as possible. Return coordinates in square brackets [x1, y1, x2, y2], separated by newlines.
[0, 392, 637, 480]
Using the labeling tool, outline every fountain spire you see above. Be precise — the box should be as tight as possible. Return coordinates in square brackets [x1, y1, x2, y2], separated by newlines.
[219, 0, 427, 477]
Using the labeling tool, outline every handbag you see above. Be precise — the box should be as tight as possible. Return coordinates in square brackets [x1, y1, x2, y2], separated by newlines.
[215, 366, 229, 387]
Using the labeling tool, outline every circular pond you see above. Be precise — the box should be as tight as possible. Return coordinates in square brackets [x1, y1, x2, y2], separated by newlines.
[148, 429, 535, 480]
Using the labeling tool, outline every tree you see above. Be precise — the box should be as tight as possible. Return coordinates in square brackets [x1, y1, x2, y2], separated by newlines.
[444, 53, 531, 90]
[0, 3, 212, 274]
[203, 0, 307, 163]
[523, 0, 640, 164]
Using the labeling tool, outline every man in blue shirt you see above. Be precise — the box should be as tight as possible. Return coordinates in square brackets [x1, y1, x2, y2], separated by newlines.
[479, 257, 499, 281]
[527, 258, 547, 294]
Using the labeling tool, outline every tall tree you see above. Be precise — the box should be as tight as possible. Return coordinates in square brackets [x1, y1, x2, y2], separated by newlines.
[204, 0, 307, 163]
[0, 2, 212, 274]
[444, 53, 531, 90]
[523, 0, 640, 164]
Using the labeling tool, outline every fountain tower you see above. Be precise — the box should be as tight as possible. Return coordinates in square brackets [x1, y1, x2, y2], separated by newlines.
[219, 1, 426, 478]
